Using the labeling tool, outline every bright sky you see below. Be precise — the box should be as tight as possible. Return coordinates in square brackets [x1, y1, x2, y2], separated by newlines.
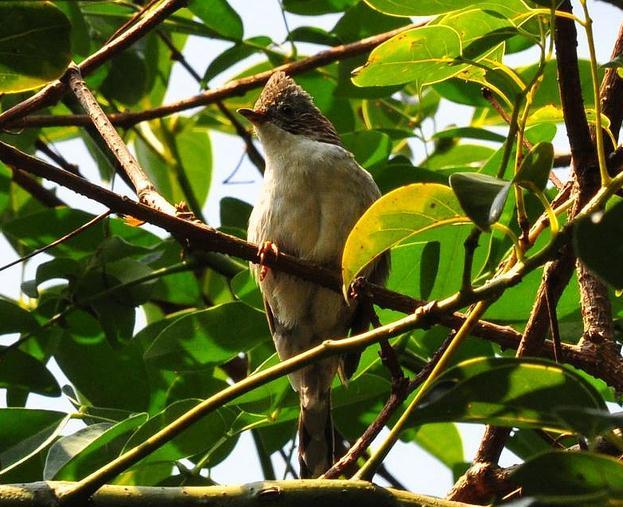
[1, 0, 622, 496]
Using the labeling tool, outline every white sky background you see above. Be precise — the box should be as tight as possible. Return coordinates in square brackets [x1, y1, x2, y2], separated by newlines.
[1, 0, 622, 496]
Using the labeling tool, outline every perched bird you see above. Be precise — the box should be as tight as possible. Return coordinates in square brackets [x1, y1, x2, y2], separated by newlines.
[239, 72, 389, 478]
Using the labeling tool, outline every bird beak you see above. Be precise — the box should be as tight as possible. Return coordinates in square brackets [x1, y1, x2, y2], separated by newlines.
[237, 108, 267, 124]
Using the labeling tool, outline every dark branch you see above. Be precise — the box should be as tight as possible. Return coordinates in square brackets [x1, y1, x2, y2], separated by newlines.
[7, 23, 423, 130]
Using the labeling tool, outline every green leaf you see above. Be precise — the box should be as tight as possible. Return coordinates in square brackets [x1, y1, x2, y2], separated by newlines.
[512, 451, 623, 502]
[515, 142, 554, 192]
[364, 0, 527, 16]
[342, 183, 468, 290]
[0, 299, 40, 335]
[202, 37, 272, 84]
[122, 400, 237, 466]
[0, 347, 60, 397]
[3, 209, 159, 259]
[100, 50, 149, 106]
[187, 0, 243, 41]
[410, 357, 606, 432]
[0, 1, 71, 93]
[144, 302, 271, 370]
[287, 27, 340, 46]
[45, 413, 148, 480]
[220, 197, 252, 230]
[352, 25, 465, 89]
[231, 270, 264, 310]
[403, 423, 464, 469]
[554, 407, 623, 440]
[333, 1, 409, 43]
[55, 310, 151, 412]
[175, 123, 212, 209]
[419, 241, 440, 301]
[44, 423, 111, 480]
[574, 201, 623, 289]
[432, 127, 506, 143]
[0, 409, 68, 476]
[449, 172, 512, 231]
[54, 0, 90, 57]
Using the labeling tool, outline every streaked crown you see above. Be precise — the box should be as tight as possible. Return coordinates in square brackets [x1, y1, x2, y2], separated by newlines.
[253, 72, 342, 147]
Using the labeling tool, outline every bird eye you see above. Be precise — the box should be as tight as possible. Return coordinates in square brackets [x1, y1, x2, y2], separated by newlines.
[281, 104, 294, 116]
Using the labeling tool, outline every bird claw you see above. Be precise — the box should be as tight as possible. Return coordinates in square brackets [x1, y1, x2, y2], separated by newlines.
[258, 241, 279, 281]
[175, 201, 199, 222]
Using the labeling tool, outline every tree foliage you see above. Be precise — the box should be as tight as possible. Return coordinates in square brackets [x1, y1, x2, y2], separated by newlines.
[1, 0, 623, 505]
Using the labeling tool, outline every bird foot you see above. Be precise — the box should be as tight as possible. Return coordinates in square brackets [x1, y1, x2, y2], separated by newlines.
[258, 241, 279, 281]
[175, 201, 200, 223]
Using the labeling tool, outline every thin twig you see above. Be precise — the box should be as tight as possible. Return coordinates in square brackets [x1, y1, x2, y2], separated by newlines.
[35, 139, 80, 175]
[545, 284, 564, 362]
[0, 211, 111, 274]
[10, 167, 65, 208]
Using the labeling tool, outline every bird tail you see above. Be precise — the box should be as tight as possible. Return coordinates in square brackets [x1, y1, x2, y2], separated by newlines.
[298, 387, 333, 478]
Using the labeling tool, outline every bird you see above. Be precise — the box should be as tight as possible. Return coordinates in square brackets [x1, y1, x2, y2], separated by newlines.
[238, 71, 389, 478]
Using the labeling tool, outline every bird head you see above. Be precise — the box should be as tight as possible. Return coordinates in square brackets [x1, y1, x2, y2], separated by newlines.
[238, 72, 342, 147]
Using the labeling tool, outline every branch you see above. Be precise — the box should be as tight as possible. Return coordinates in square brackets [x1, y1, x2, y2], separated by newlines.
[64, 65, 176, 214]
[6, 23, 423, 130]
[0, 480, 474, 507]
[10, 167, 64, 208]
[0, 0, 187, 129]
[2, 141, 622, 391]
[323, 332, 454, 479]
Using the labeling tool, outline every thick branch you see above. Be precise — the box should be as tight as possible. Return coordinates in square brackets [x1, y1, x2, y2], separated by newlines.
[6, 23, 422, 130]
[0, 0, 187, 129]
[0, 480, 473, 507]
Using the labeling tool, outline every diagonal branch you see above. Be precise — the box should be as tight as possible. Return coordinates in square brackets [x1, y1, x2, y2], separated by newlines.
[64, 65, 176, 215]
[6, 23, 423, 130]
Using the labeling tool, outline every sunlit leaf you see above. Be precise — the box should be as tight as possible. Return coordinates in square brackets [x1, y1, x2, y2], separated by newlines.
[46, 414, 148, 480]
[352, 25, 465, 89]
[410, 357, 606, 432]
[122, 400, 237, 466]
[0, 409, 68, 476]
[512, 451, 623, 502]
[188, 0, 243, 41]
[342, 183, 468, 291]
[364, 0, 529, 16]
[515, 142, 554, 192]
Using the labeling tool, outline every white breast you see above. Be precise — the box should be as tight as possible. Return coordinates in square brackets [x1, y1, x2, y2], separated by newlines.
[249, 123, 380, 264]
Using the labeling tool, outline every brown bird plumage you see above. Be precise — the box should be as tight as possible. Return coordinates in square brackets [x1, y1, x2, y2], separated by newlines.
[240, 72, 389, 477]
